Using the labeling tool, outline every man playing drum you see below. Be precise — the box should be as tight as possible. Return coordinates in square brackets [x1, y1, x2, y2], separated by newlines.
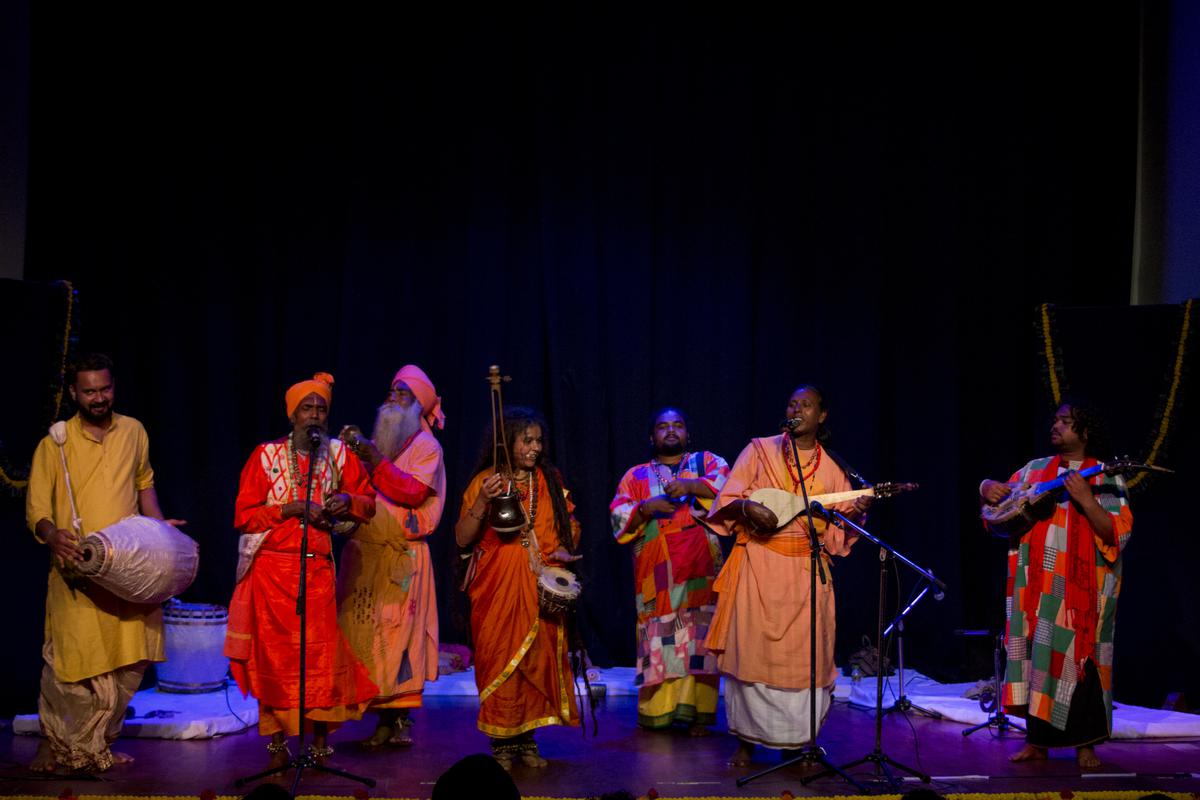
[225, 372, 378, 769]
[25, 353, 184, 773]
[337, 365, 447, 748]
[455, 405, 582, 770]
[610, 407, 729, 735]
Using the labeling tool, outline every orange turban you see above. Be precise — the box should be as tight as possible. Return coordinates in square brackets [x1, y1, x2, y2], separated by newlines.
[286, 372, 335, 417]
[393, 365, 445, 430]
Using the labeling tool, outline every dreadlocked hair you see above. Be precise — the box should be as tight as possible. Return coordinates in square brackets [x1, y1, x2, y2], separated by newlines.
[467, 405, 577, 555]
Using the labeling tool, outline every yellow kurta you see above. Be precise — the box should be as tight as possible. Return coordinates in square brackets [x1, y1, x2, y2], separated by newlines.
[25, 413, 165, 683]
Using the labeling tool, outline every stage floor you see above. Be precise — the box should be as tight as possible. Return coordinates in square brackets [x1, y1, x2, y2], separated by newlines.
[2, 694, 1199, 798]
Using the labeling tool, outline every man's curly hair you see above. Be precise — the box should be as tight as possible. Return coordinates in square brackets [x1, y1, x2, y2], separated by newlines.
[1060, 398, 1113, 460]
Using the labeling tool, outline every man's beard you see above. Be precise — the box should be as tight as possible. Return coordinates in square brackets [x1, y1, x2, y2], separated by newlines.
[372, 401, 424, 462]
[655, 439, 686, 457]
[78, 403, 112, 426]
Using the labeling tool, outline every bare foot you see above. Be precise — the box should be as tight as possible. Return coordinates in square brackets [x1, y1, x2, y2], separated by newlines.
[728, 740, 755, 766]
[687, 723, 712, 737]
[1076, 745, 1101, 769]
[110, 751, 135, 765]
[1009, 743, 1048, 762]
[30, 740, 57, 773]
[389, 724, 413, 747]
[360, 724, 393, 750]
[518, 751, 548, 768]
[494, 752, 514, 771]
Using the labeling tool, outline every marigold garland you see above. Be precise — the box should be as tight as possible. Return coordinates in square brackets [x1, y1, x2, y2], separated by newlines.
[1036, 300, 1194, 492]
[1128, 297, 1192, 489]
[0, 280, 77, 493]
[1038, 303, 1065, 407]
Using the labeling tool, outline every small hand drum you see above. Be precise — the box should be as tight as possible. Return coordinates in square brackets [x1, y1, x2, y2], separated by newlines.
[537, 566, 580, 616]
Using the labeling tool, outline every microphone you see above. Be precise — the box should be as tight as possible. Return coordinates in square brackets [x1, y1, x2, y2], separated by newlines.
[808, 500, 829, 519]
[779, 417, 802, 431]
[306, 425, 324, 450]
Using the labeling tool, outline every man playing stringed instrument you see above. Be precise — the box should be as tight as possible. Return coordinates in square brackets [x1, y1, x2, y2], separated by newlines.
[980, 401, 1133, 769]
[704, 385, 869, 766]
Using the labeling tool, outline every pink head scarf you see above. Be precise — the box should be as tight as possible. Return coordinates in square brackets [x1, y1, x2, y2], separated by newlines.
[393, 365, 445, 430]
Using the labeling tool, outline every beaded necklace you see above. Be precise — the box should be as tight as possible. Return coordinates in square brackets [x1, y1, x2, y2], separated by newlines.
[514, 469, 539, 546]
[649, 452, 689, 490]
[286, 432, 337, 502]
[782, 439, 822, 491]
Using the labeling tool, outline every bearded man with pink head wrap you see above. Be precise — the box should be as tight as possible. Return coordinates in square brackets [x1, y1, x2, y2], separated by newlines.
[337, 365, 447, 748]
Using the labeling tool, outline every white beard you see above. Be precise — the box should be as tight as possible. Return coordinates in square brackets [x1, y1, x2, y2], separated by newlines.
[372, 401, 424, 462]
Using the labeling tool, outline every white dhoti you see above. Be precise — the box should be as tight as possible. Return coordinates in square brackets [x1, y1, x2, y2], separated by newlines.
[724, 678, 833, 749]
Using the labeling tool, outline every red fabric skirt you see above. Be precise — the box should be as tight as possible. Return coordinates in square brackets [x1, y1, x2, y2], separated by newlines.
[226, 549, 377, 713]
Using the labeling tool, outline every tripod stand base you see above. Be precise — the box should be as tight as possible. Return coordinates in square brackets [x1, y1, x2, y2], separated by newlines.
[737, 745, 868, 793]
[808, 749, 931, 790]
[883, 695, 943, 720]
[234, 752, 376, 792]
[962, 711, 1026, 737]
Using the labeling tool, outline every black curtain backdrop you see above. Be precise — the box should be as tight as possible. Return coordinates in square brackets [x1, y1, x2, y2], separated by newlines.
[7, 6, 1186, 716]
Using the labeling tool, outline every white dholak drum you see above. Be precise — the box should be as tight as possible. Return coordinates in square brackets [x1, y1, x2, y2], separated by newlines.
[537, 566, 581, 616]
[74, 515, 199, 604]
[158, 601, 229, 693]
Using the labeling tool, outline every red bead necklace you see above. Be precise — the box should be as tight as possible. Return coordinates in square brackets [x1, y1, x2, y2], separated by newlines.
[783, 440, 822, 490]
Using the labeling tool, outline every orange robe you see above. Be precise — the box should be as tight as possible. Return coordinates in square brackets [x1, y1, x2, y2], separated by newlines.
[460, 469, 581, 738]
[225, 438, 379, 736]
[704, 435, 859, 747]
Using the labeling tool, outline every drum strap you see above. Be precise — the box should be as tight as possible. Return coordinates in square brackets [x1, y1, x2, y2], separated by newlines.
[49, 426, 84, 536]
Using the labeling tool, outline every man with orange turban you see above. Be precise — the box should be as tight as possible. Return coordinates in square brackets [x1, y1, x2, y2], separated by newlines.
[338, 365, 446, 748]
[225, 372, 378, 769]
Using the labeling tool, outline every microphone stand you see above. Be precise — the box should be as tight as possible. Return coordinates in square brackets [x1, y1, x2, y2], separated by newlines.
[235, 431, 376, 793]
[737, 434, 865, 793]
[961, 633, 1025, 738]
[880, 585, 943, 720]
[799, 503, 942, 791]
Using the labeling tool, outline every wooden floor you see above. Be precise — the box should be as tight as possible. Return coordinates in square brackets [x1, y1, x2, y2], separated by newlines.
[2, 695, 1198, 797]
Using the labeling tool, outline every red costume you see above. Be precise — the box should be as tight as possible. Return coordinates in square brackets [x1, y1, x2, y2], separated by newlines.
[225, 434, 378, 736]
